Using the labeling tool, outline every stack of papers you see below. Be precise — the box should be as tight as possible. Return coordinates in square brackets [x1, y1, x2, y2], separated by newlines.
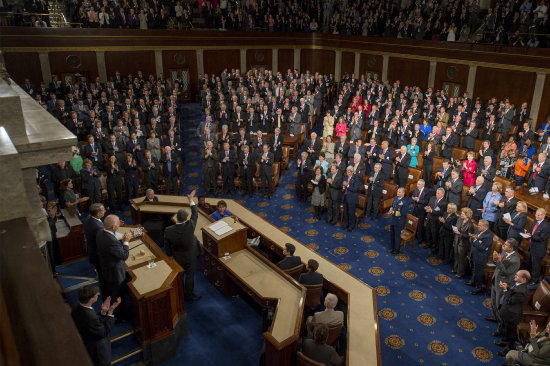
[209, 220, 233, 236]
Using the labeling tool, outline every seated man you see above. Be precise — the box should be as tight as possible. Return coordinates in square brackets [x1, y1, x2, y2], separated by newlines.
[299, 259, 323, 285]
[276, 243, 301, 269]
[306, 293, 344, 332]
[211, 200, 231, 221]
[302, 324, 344, 366]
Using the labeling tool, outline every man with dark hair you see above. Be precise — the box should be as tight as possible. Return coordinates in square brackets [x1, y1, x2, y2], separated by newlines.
[71, 284, 121, 366]
[468, 219, 493, 295]
[302, 324, 344, 366]
[164, 190, 201, 301]
[299, 259, 323, 285]
[84, 203, 106, 291]
[277, 243, 301, 269]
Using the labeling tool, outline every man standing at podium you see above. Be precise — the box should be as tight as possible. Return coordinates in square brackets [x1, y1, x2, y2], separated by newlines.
[164, 190, 202, 301]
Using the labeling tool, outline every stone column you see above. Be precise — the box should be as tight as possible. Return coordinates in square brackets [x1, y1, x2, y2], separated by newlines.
[466, 65, 477, 96]
[154, 50, 164, 77]
[294, 48, 300, 71]
[38, 52, 52, 83]
[240, 49, 247, 73]
[530, 73, 547, 126]
[428, 61, 437, 89]
[382, 55, 389, 82]
[335, 50, 342, 82]
[354, 52, 360, 76]
[272, 49, 278, 74]
[196, 49, 204, 77]
[96, 51, 107, 82]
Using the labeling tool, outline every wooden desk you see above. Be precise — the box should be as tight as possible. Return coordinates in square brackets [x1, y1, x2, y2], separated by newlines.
[130, 195, 381, 366]
[117, 226, 186, 366]
[283, 134, 300, 159]
[515, 188, 550, 219]
[57, 208, 86, 263]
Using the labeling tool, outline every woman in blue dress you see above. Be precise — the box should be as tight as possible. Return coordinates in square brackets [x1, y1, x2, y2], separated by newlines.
[407, 137, 420, 167]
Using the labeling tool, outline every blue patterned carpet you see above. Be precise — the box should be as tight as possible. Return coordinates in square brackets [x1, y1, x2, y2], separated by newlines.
[179, 103, 500, 366]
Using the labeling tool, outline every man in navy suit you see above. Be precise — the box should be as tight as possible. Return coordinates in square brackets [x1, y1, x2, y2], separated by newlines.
[411, 179, 431, 243]
[96, 215, 132, 301]
[377, 140, 394, 183]
[527, 208, 550, 283]
[126, 132, 144, 164]
[83, 135, 103, 169]
[365, 163, 385, 221]
[277, 243, 302, 269]
[161, 146, 179, 195]
[394, 145, 411, 187]
[219, 142, 236, 195]
[71, 284, 121, 366]
[467, 219, 493, 294]
[529, 153, 550, 192]
[270, 128, 283, 162]
[388, 187, 407, 254]
[83, 203, 106, 292]
[298, 259, 323, 285]
[342, 166, 359, 232]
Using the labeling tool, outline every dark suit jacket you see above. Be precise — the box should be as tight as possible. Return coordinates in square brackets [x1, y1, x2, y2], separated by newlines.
[83, 143, 103, 165]
[493, 251, 520, 285]
[327, 171, 343, 201]
[302, 338, 344, 366]
[499, 283, 528, 325]
[277, 255, 302, 269]
[467, 185, 490, 213]
[530, 162, 550, 191]
[344, 174, 360, 202]
[299, 271, 324, 285]
[161, 153, 179, 177]
[96, 230, 129, 287]
[427, 196, 448, 221]
[470, 229, 493, 264]
[368, 171, 385, 197]
[270, 134, 283, 161]
[446, 178, 464, 208]
[71, 304, 115, 366]
[412, 186, 431, 217]
[259, 151, 274, 177]
[220, 149, 236, 175]
[506, 211, 527, 242]
[84, 216, 103, 267]
[164, 205, 200, 264]
[529, 219, 550, 258]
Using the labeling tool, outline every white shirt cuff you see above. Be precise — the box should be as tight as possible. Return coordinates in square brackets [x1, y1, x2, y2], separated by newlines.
[190, 201, 196, 206]
[123, 242, 129, 246]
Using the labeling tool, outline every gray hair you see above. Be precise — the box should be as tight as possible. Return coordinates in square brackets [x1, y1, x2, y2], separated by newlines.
[325, 293, 338, 309]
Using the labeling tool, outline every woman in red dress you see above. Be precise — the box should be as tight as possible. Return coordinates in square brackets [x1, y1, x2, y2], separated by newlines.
[461, 151, 477, 186]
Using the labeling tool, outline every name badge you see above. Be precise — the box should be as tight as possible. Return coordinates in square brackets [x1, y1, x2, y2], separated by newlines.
[434, 207, 440, 211]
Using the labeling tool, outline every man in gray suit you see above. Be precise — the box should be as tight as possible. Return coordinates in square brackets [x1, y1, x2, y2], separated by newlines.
[307, 293, 344, 330]
[487, 238, 521, 330]
[499, 102, 514, 139]
[288, 106, 302, 136]
[445, 169, 464, 208]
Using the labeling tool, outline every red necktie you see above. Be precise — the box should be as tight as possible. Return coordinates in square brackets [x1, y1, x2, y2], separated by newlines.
[502, 253, 508, 261]
[532, 221, 540, 236]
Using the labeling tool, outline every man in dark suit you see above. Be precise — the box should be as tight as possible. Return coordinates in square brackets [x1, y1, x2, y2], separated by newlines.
[334, 135, 351, 166]
[477, 156, 496, 190]
[496, 270, 530, 356]
[527, 209, 550, 284]
[83, 203, 106, 291]
[394, 145, 411, 187]
[270, 128, 283, 162]
[239, 145, 256, 198]
[298, 259, 323, 285]
[342, 166, 360, 232]
[71, 284, 121, 366]
[388, 187, 407, 255]
[304, 132, 322, 164]
[161, 146, 179, 195]
[302, 324, 343, 366]
[142, 150, 159, 191]
[529, 153, 550, 192]
[164, 190, 201, 301]
[365, 163, 385, 221]
[434, 159, 452, 189]
[467, 176, 490, 221]
[461, 120, 479, 150]
[296, 151, 312, 202]
[495, 186, 518, 240]
[126, 133, 144, 165]
[96, 215, 132, 302]
[467, 219, 493, 295]
[259, 144, 274, 198]
[326, 164, 343, 226]
[444, 169, 464, 208]
[411, 179, 431, 243]
[162, 129, 182, 157]
[83, 135, 103, 169]
[277, 243, 302, 269]
[202, 141, 218, 197]
[424, 187, 448, 253]
[219, 142, 236, 195]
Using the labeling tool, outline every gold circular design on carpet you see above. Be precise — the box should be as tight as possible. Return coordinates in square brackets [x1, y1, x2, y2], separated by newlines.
[188, 172, 198, 177]
[306, 230, 319, 237]
[306, 243, 318, 250]
[334, 246, 348, 254]
[394, 254, 410, 262]
[435, 274, 452, 284]
[188, 151, 198, 156]
[401, 270, 418, 280]
[285, 184, 295, 189]
[361, 235, 374, 243]
[457, 318, 477, 332]
[384, 335, 405, 350]
[375, 285, 390, 296]
[281, 204, 293, 210]
[305, 207, 315, 212]
[332, 232, 346, 239]
[417, 313, 436, 326]
[378, 308, 397, 321]
[280, 215, 292, 221]
[445, 294, 463, 306]
[235, 200, 245, 204]
[257, 202, 269, 207]
[408, 290, 426, 301]
[482, 298, 492, 309]
[426, 257, 442, 265]
[188, 142, 198, 146]
[189, 161, 198, 166]
[257, 212, 266, 218]
[283, 194, 293, 199]
[280, 227, 291, 233]
[365, 250, 379, 258]
[368, 267, 384, 276]
[358, 222, 371, 229]
[471, 347, 493, 363]
[428, 340, 448, 356]
[305, 218, 318, 223]
[337, 263, 351, 272]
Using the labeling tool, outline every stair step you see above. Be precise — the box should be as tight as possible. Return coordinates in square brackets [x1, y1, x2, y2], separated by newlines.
[111, 347, 142, 365]
[111, 331, 141, 361]
[110, 329, 135, 343]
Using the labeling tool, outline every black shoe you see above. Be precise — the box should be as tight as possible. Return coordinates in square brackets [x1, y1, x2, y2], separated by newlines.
[494, 340, 507, 347]
[497, 348, 510, 357]
[185, 293, 201, 301]
[471, 288, 483, 295]
[485, 315, 497, 322]
[392, 251, 400, 255]
[347, 227, 353, 232]
[465, 281, 475, 287]
[386, 249, 393, 253]
[493, 330, 502, 337]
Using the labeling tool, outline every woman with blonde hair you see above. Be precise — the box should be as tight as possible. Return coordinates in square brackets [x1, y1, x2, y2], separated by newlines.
[482, 182, 502, 231]
[322, 110, 334, 139]
[462, 151, 477, 186]
[503, 201, 528, 243]
[438, 203, 459, 264]
[452, 207, 474, 278]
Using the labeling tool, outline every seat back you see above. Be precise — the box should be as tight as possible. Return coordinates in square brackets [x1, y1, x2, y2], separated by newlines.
[433, 156, 444, 176]
[304, 283, 323, 307]
[273, 162, 280, 178]
[326, 322, 343, 346]
[281, 145, 290, 169]
[531, 280, 550, 312]
[474, 139, 484, 159]
[452, 147, 468, 163]
[406, 167, 423, 195]
[297, 352, 325, 366]
[494, 175, 514, 192]
[356, 194, 367, 210]
[283, 263, 305, 280]
[381, 181, 399, 212]
[404, 214, 419, 235]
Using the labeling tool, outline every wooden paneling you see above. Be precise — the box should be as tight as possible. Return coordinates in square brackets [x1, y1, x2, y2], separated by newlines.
[246, 49, 272, 71]
[162, 50, 198, 99]
[4, 52, 42, 86]
[203, 49, 239, 75]
[341, 51, 355, 76]
[277, 49, 294, 73]
[49, 51, 98, 81]
[358, 53, 383, 79]
[474, 67, 536, 108]
[434, 62, 469, 93]
[537, 76, 550, 129]
[388, 57, 429, 87]
[300, 49, 334, 76]
[105, 51, 155, 79]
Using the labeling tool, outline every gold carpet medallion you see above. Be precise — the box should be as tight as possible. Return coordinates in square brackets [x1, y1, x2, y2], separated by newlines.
[471, 347, 493, 362]
[188, 172, 199, 178]
[408, 290, 426, 301]
[257, 212, 266, 218]
[333, 246, 349, 254]
[426, 257, 442, 265]
[445, 294, 463, 306]
[394, 253, 410, 262]
[305, 207, 315, 212]
[378, 308, 397, 321]
[365, 250, 379, 258]
[417, 313, 436, 326]
[257, 202, 269, 207]
[188, 151, 197, 156]
[482, 298, 492, 309]
[385, 225, 391, 231]
[368, 266, 384, 276]
[358, 222, 371, 229]
[305, 218, 318, 223]
[305, 243, 319, 250]
[375, 285, 390, 296]
[457, 318, 477, 332]
[435, 274, 452, 284]
[384, 335, 405, 350]
[401, 270, 418, 280]
[332, 232, 346, 239]
[279, 227, 291, 233]
[187, 185, 199, 190]
[361, 235, 374, 243]
[279, 215, 292, 221]
[428, 340, 448, 356]
[306, 230, 319, 237]
[285, 184, 296, 189]
[337, 263, 351, 272]
[189, 161, 198, 166]
[235, 200, 245, 204]
[283, 194, 293, 199]
[281, 204, 293, 210]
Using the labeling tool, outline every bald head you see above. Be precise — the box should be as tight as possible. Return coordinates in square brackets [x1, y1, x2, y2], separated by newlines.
[103, 215, 120, 231]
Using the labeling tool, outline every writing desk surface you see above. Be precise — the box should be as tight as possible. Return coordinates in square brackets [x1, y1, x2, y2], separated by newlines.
[131, 260, 172, 296]
[224, 249, 302, 342]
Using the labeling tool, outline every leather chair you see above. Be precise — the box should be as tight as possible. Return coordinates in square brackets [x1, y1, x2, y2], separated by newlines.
[521, 280, 550, 328]
[380, 181, 398, 215]
[281, 145, 290, 172]
[297, 351, 325, 366]
[283, 263, 305, 281]
[354, 194, 367, 226]
[304, 283, 323, 308]
[326, 322, 343, 347]
[401, 214, 419, 253]
[452, 147, 468, 163]
[406, 167, 423, 196]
